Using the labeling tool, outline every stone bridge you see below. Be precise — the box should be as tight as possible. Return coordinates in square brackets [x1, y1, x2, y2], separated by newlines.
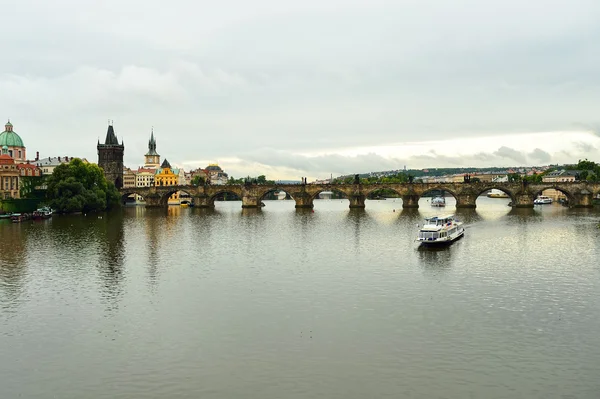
[120, 181, 600, 209]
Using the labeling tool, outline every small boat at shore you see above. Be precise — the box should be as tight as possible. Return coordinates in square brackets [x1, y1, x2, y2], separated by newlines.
[11, 213, 31, 223]
[416, 215, 464, 246]
[32, 207, 53, 220]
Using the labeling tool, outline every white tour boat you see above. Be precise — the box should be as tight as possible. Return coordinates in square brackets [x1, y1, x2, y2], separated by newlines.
[534, 195, 553, 205]
[431, 196, 446, 207]
[487, 189, 509, 198]
[416, 215, 464, 246]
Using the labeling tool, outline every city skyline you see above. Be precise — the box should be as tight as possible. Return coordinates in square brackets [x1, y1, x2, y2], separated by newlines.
[2, 0, 600, 179]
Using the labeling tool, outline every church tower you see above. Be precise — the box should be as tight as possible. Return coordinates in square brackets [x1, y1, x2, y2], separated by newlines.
[97, 122, 124, 188]
[144, 128, 160, 168]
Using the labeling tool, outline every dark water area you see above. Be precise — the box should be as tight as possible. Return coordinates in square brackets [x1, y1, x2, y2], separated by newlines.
[1, 197, 600, 398]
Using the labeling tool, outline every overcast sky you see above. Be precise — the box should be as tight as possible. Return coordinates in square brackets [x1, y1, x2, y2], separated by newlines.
[2, 0, 600, 179]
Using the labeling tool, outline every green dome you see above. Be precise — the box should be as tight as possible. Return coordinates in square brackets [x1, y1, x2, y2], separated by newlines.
[0, 131, 24, 147]
[0, 121, 24, 147]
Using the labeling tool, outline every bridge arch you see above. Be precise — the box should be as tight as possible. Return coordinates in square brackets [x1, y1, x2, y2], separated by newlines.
[474, 186, 516, 203]
[309, 187, 349, 201]
[420, 186, 459, 203]
[533, 185, 575, 205]
[363, 186, 402, 200]
[155, 188, 196, 207]
[119, 189, 147, 205]
[258, 187, 295, 202]
[207, 189, 242, 206]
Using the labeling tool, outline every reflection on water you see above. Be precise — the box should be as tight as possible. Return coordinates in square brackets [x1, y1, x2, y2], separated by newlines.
[0, 222, 28, 313]
[97, 215, 125, 311]
[415, 242, 458, 275]
[2, 201, 600, 399]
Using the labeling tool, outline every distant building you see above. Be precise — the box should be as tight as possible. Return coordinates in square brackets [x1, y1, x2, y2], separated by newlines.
[205, 164, 228, 185]
[97, 123, 124, 189]
[0, 120, 27, 163]
[17, 162, 42, 178]
[17, 162, 43, 197]
[0, 146, 20, 199]
[35, 156, 86, 175]
[136, 167, 155, 187]
[542, 170, 579, 201]
[144, 129, 160, 169]
[122, 167, 137, 188]
[542, 170, 579, 183]
[154, 159, 185, 204]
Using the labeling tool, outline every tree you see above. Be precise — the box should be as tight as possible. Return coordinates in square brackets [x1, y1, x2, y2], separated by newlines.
[523, 173, 543, 183]
[507, 173, 522, 183]
[191, 175, 205, 186]
[576, 158, 597, 171]
[45, 158, 120, 213]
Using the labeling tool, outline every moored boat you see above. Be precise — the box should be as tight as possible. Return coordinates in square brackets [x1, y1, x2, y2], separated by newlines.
[534, 195, 553, 205]
[416, 215, 464, 246]
[487, 189, 509, 198]
[11, 213, 31, 223]
[32, 206, 53, 219]
[431, 196, 446, 207]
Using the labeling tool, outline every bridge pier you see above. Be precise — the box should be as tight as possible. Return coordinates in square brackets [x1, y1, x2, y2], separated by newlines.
[192, 194, 213, 208]
[293, 192, 314, 209]
[348, 194, 366, 209]
[241, 194, 263, 208]
[402, 195, 420, 208]
[144, 194, 165, 208]
[572, 191, 593, 208]
[456, 193, 477, 208]
[513, 193, 535, 208]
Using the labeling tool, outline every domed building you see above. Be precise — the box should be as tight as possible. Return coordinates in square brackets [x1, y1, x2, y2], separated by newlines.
[0, 120, 26, 163]
[205, 163, 228, 185]
[0, 145, 20, 199]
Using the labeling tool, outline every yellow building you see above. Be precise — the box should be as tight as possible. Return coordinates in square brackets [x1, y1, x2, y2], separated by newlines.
[154, 159, 182, 204]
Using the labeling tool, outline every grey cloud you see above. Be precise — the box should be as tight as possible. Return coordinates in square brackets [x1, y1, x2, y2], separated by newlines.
[493, 147, 527, 164]
[572, 141, 596, 153]
[235, 148, 405, 177]
[528, 148, 552, 163]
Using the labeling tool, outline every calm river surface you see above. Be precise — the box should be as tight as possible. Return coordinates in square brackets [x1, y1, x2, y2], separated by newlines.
[1, 197, 600, 398]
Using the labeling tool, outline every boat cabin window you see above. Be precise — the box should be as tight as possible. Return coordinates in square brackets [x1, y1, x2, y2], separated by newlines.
[418, 231, 439, 240]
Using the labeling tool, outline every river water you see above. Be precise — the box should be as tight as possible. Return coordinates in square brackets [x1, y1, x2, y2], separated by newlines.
[1, 197, 600, 398]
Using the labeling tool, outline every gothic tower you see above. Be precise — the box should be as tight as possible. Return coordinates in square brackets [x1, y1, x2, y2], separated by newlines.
[144, 128, 160, 168]
[97, 122, 124, 188]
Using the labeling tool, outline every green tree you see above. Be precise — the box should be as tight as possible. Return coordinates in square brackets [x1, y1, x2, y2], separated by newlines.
[507, 173, 522, 183]
[576, 158, 597, 171]
[45, 158, 120, 213]
[523, 173, 543, 183]
[191, 175, 205, 186]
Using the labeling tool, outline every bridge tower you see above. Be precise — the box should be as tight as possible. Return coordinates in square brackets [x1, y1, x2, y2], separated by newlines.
[97, 122, 124, 189]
